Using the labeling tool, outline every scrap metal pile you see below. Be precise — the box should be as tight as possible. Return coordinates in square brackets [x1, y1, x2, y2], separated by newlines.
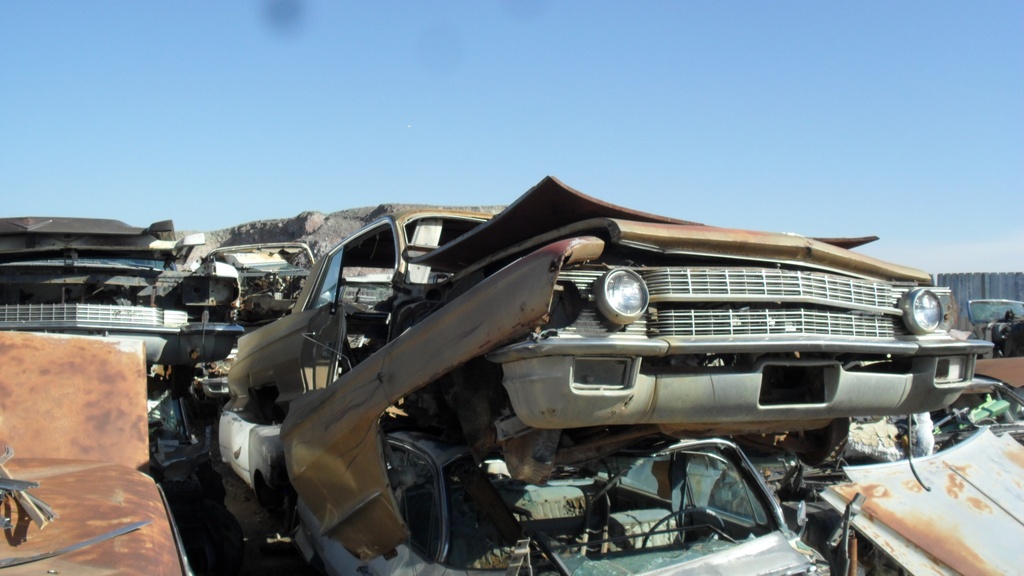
[3, 178, 1020, 575]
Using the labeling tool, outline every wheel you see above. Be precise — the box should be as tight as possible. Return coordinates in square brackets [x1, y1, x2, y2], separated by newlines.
[200, 500, 245, 576]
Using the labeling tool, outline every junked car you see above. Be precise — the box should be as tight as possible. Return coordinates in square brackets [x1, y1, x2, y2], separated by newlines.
[966, 298, 1024, 358]
[224, 176, 988, 561]
[196, 242, 313, 398]
[202, 242, 313, 327]
[219, 211, 486, 506]
[0, 216, 243, 387]
[0, 216, 245, 574]
[1, 330, 191, 575]
[293, 432, 827, 575]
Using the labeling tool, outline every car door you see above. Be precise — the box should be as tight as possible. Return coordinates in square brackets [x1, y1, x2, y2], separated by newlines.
[299, 221, 400, 392]
[299, 244, 347, 392]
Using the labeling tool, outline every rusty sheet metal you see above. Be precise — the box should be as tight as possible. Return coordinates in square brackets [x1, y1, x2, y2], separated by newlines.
[975, 357, 1024, 388]
[822, 429, 1024, 576]
[415, 175, 927, 282]
[0, 331, 149, 471]
[610, 219, 930, 283]
[1, 458, 186, 575]
[808, 235, 879, 249]
[282, 236, 605, 561]
[414, 175, 694, 271]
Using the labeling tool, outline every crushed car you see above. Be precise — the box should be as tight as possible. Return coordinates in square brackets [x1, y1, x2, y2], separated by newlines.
[201, 242, 313, 327]
[196, 242, 313, 399]
[222, 176, 988, 562]
[219, 211, 484, 508]
[293, 432, 827, 575]
[818, 428, 1024, 575]
[0, 216, 245, 574]
[966, 298, 1024, 358]
[0, 216, 243, 374]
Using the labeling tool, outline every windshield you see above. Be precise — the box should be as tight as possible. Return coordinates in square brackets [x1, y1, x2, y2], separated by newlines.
[969, 300, 1024, 324]
[437, 443, 775, 573]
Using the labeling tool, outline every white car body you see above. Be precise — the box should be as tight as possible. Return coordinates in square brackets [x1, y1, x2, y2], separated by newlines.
[218, 411, 286, 501]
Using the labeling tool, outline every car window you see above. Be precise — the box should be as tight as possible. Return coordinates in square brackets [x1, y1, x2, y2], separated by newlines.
[387, 443, 442, 559]
[444, 457, 515, 570]
[310, 223, 399, 311]
[969, 301, 1024, 324]
[404, 215, 486, 284]
[684, 451, 768, 525]
[312, 249, 343, 310]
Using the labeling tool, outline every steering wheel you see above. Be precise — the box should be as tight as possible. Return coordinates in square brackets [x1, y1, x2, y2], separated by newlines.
[640, 507, 732, 548]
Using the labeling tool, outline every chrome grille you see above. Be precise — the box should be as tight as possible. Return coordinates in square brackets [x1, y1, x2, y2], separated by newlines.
[0, 304, 188, 328]
[558, 270, 605, 299]
[648, 309, 895, 338]
[642, 268, 899, 311]
[559, 267, 904, 339]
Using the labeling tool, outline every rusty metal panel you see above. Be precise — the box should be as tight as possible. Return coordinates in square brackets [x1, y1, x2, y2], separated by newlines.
[976, 357, 1024, 388]
[0, 331, 149, 471]
[416, 175, 929, 283]
[2, 458, 186, 575]
[415, 175, 693, 271]
[935, 272, 1024, 330]
[822, 429, 1024, 576]
[612, 219, 930, 282]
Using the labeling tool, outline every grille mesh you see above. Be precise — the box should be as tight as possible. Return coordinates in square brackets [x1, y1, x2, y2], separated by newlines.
[642, 268, 898, 309]
[648, 308, 895, 338]
[0, 304, 188, 328]
[560, 267, 904, 338]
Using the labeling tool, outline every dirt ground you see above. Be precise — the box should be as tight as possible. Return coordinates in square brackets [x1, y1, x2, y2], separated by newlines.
[210, 440, 322, 575]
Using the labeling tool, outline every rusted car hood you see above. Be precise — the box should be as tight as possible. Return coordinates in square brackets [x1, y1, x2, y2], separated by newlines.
[0, 331, 185, 574]
[822, 429, 1024, 576]
[0, 331, 150, 471]
[415, 176, 927, 283]
[1, 457, 187, 575]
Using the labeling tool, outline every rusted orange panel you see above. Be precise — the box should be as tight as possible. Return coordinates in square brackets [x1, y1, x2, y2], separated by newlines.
[2, 458, 186, 575]
[976, 357, 1024, 388]
[0, 331, 149, 471]
[611, 219, 931, 283]
[415, 175, 694, 271]
[822, 429, 1024, 575]
[415, 175, 928, 283]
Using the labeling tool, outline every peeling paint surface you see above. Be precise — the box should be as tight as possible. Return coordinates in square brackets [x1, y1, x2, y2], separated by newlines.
[0, 331, 149, 471]
[822, 429, 1024, 576]
[2, 458, 186, 575]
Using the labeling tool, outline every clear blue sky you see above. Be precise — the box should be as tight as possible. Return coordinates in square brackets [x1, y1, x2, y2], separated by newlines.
[2, 1, 1021, 273]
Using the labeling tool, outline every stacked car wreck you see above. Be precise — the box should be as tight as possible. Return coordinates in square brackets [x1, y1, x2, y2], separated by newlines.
[221, 176, 988, 573]
[0, 216, 246, 574]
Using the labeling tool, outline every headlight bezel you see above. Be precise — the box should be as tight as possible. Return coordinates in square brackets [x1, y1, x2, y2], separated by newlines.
[594, 269, 649, 325]
[900, 288, 943, 335]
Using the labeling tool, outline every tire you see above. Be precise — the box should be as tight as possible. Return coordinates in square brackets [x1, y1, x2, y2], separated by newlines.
[201, 500, 245, 576]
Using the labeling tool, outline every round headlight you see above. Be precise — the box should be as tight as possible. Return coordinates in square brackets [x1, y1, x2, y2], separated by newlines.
[900, 288, 942, 335]
[595, 269, 649, 324]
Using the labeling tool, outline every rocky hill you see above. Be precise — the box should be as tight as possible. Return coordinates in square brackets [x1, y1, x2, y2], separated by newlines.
[186, 203, 505, 263]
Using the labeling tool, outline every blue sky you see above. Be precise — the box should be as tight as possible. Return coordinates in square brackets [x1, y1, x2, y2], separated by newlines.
[1, 1, 1021, 273]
